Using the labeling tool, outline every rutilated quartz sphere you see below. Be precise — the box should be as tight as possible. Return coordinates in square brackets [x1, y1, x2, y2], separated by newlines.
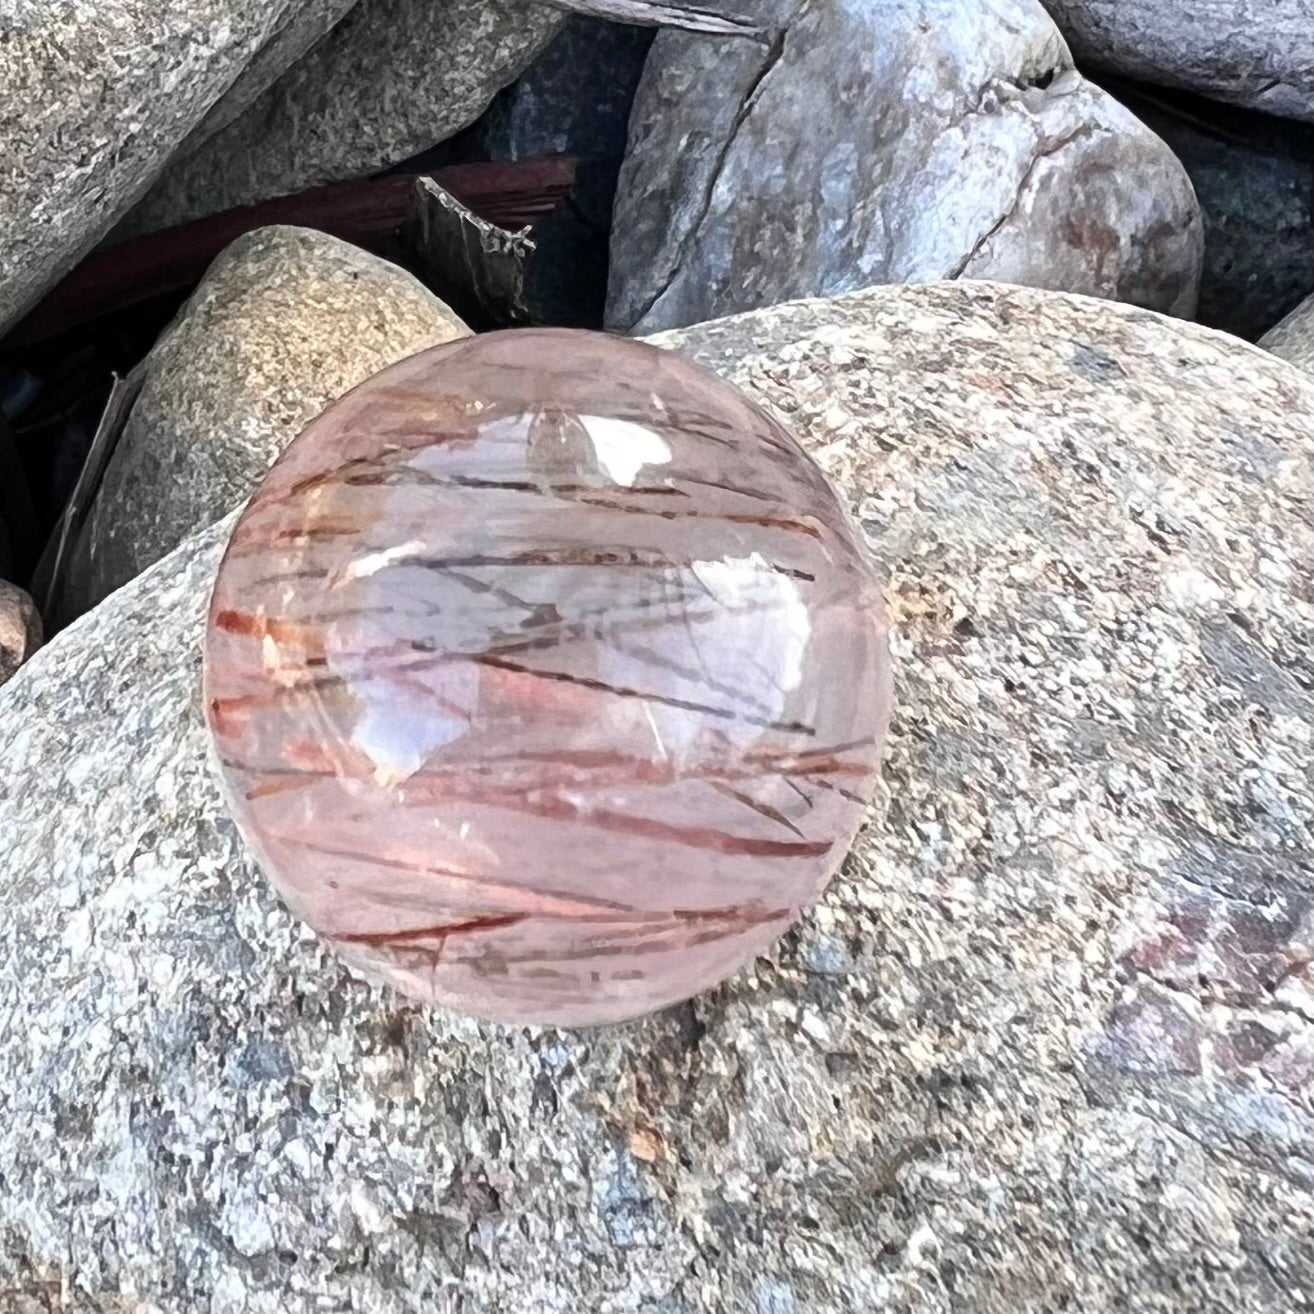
[204, 328, 891, 1026]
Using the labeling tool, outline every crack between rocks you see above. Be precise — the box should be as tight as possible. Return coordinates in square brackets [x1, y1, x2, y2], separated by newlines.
[1265, 999, 1314, 1025]
[627, 21, 790, 329]
[1078, 1070, 1223, 1159]
[948, 122, 1102, 279]
[1147, 1108, 1314, 1195]
[538, 0, 774, 40]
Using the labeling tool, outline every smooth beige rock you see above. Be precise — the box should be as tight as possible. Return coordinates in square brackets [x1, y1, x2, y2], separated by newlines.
[62, 227, 469, 621]
[1260, 291, 1314, 374]
[0, 580, 41, 688]
[2, 283, 1311, 1310]
[1041, 0, 1314, 121]
[120, 0, 563, 237]
[608, 0, 1203, 333]
[0, 0, 352, 335]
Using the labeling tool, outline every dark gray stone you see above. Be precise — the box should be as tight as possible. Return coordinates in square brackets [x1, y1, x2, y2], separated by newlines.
[1114, 83, 1314, 341]
[473, 16, 654, 163]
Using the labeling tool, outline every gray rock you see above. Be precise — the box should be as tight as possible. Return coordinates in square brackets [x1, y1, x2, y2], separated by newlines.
[0, 0, 354, 336]
[120, 0, 564, 238]
[3, 281, 1312, 1310]
[471, 15, 655, 162]
[607, 0, 1204, 334]
[1116, 87, 1314, 341]
[0, 580, 41, 687]
[1041, 0, 1314, 122]
[1260, 291, 1314, 374]
[61, 227, 470, 622]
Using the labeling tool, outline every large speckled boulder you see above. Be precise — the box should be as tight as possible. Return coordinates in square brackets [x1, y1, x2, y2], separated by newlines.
[1041, 0, 1314, 122]
[119, 0, 563, 237]
[60, 227, 469, 623]
[607, 0, 1203, 333]
[0, 0, 354, 336]
[1, 282, 1311, 1311]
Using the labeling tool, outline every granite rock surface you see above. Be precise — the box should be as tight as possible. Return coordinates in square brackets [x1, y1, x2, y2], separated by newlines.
[174, 0, 359, 152]
[61, 227, 469, 622]
[607, 0, 1203, 333]
[0, 0, 351, 335]
[120, 0, 563, 237]
[1, 282, 1311, 1311]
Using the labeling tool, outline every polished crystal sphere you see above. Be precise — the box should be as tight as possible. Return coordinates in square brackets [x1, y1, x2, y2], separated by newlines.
[204, 328, 891, 1026]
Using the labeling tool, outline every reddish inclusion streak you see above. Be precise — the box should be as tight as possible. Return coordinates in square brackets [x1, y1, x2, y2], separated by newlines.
[212, 608, 323, 648]
[330, 907, 792, 968]
[326, 773, 833, 859]
[223, 741, 874, 800]
[208, 561, 815, 744]
[334, 913, 526, 946]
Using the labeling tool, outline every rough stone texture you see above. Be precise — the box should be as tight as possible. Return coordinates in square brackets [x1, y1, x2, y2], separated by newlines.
[1119, 88, 1314, 341]
[172, 0, 360, 153]
[119, 0, 564, 238]
[0, 579, 41, 688]
[61, 227, 470, 623]
[1260, 291, 1314, 374]
[607, 0, 1204, 334]
[1042, 0, 1314, 122]
[2, 281, 1313, 1310]
[0, 0, 353, 336]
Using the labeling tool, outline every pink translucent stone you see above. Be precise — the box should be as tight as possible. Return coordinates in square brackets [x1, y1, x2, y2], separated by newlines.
[204, 329, 891, 1026]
